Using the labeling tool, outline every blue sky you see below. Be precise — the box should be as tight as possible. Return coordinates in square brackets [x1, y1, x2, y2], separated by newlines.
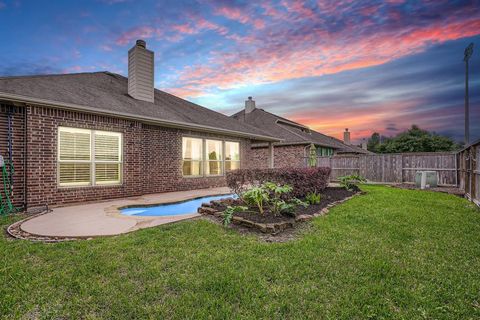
[0, 0, 479, 143]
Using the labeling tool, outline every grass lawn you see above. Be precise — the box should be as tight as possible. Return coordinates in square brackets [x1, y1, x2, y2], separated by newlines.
[1, 185, 480, 319]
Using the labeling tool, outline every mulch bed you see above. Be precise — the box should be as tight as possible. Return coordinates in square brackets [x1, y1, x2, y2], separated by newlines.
[199, 187, 358, 236]
[392, 184, 465, 197]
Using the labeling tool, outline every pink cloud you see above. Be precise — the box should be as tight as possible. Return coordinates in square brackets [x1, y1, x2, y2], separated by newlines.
[167, 14, 480, 98]
[115, 26, 160, 46]
[281, 0, 316, 19]
[169, 16, 228, 42]
[214, 5, 265, 29]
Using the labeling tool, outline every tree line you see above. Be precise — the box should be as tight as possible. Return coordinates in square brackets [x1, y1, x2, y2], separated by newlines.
[366, 125, 462, 153]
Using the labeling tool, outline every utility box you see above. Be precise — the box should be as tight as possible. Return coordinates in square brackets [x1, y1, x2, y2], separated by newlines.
[0, 155, 4, 167]
[415, 171, 438, 189]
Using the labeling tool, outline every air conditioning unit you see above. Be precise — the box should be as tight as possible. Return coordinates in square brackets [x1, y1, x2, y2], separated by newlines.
[0, 155, 4, 167]
[415, 171, 438, 189]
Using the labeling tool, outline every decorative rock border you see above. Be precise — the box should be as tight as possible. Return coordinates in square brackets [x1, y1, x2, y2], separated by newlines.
[198, 192, 362, 234]
[5, 209, 86, 243]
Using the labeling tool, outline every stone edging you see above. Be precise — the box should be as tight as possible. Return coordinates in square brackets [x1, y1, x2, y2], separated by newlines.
[198, 191, 362, 234]
[6, 210, 84, 243]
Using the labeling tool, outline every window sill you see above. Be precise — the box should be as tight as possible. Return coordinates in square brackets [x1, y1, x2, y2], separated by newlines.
[58, 183, 124, 190]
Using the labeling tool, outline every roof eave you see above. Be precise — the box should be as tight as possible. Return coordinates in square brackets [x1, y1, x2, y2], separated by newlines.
[0, 91, 282, 142]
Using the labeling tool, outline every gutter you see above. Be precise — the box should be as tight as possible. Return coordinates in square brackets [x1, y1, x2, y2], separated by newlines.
[0, 92, 282, 142]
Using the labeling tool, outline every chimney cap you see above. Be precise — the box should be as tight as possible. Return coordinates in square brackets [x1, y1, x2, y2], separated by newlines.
[136, 39, 146, 48]
[248, 96, 253, 100]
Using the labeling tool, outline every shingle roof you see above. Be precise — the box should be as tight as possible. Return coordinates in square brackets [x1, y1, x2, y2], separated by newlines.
[231, 108, 373, 154]
[0, 72, 279, 141]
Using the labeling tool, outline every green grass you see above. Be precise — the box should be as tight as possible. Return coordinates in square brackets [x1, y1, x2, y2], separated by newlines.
[1, 185, 480, 319]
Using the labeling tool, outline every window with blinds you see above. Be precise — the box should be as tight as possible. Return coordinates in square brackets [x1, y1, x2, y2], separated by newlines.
[182, 137, 240, 177]
[58, 127, 123, 187]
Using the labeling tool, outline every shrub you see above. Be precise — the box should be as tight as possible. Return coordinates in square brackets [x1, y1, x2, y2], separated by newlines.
[305, 192, 321, 205]
[226, 167, 331, 198]
[338, 174, 366, 192]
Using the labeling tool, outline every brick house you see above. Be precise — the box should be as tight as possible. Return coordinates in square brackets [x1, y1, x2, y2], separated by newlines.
[231, 97, 372, 169]
[0, 40, 279, 210]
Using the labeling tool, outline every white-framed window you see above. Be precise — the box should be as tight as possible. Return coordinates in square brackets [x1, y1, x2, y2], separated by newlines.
[225, 141, 240, 171]
[205, 139, 223, 176]
[58, 127, 123, 187]
[182, 137, 240, 177]
[182, 137, 203, 177]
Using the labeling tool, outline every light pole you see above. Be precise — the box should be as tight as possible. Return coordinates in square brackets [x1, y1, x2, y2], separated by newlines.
[464, 43, 474, 145]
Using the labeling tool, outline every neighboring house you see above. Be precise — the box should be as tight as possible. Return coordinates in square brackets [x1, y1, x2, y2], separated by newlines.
[0, 40, 279, 209]
[231, 97, 372, 168]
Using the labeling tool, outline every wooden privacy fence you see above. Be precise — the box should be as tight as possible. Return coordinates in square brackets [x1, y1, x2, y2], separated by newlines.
[457, 140, 479, 206]
[306, 152, 457, 186]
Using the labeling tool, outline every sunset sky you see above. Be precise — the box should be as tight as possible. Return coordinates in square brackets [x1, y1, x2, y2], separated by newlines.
[0, 0, 479, 143]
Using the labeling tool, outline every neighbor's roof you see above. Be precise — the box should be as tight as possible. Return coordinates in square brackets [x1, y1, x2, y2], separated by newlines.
[231, 108, 373, 154]
[0, 72, 279, 141]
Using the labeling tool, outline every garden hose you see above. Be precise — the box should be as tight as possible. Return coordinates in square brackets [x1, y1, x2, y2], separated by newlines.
[0, 155, 16, 215]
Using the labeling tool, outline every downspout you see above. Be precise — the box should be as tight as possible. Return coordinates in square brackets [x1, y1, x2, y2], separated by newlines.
[23, 105, 28, 210]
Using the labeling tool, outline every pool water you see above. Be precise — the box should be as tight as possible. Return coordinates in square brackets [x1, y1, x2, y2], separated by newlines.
[120, 194, 237, 217]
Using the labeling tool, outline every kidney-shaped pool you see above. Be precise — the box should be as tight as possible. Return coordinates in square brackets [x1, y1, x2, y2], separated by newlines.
[120, 194, 237, 217]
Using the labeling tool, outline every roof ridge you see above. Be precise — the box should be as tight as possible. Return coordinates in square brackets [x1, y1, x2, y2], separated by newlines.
[0, 71, 109, 80]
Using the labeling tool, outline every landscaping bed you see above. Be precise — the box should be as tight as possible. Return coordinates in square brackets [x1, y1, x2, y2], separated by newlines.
[198, 187, 357, 234]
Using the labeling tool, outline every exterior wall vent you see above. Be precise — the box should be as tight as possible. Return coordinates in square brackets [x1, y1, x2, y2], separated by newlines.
[128, 39, 154, 103]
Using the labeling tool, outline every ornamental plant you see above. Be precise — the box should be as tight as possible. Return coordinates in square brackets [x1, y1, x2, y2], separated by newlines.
[305, 192, 321, 205]
[222, 205, 248, 227]
[338, 174, 366, 191]
[242, 186, 269, 215]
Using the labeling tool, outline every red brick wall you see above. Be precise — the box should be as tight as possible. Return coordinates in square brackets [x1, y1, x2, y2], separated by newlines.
[1, 104, 251, 209]
[248, 144, 307, 169]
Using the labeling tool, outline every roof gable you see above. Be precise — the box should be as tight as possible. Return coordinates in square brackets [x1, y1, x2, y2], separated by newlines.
[231, 108, 373, 154]
[0, 72, 278, 141]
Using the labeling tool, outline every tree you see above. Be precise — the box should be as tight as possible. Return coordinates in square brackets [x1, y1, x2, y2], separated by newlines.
[370, 125, 461, 153]
[367, 132, 381, 152]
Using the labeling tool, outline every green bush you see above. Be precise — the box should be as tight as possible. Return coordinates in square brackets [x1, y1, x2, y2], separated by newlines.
[241, 182, 309, 216]
[242, 187, 269, 215]
[338, 174, 366, 191]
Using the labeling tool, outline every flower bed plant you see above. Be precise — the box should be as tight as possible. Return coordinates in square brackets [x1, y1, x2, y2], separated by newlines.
[199, 181, 357, 234]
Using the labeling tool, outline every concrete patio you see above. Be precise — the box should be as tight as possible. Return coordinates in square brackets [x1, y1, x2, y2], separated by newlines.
[20, 187, 231, 238]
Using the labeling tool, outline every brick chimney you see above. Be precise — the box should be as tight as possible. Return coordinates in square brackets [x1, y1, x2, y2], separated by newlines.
[343, 128, 351, 145]
[245, 96, 256, 113]
[128, 39, 154, 103]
